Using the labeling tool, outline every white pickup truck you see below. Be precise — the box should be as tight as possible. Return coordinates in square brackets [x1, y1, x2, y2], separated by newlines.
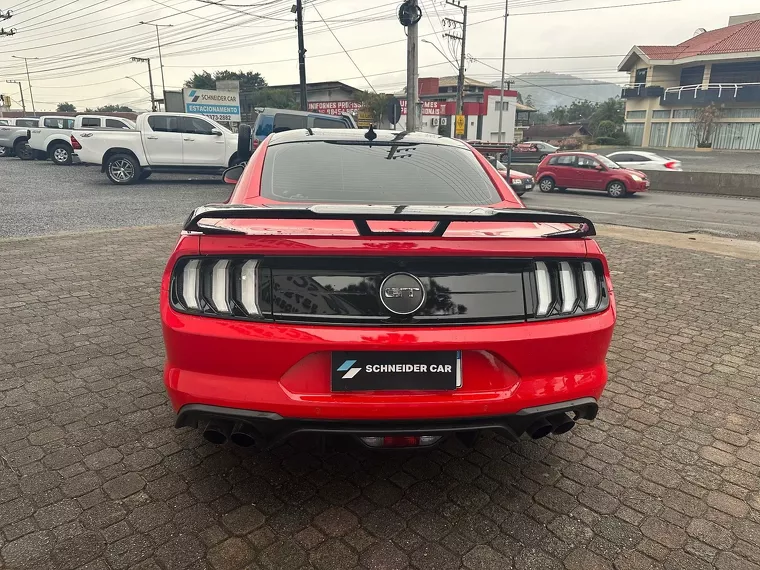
[0, 117, 40, 159]
[71, 112, 239, 184]
[29, 115, 135, 165]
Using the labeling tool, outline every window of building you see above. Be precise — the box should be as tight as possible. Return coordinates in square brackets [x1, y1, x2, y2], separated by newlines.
[649, 122, 669, 147]
[668, 123, 696, 147]
[493, 100, 509, 111]
[711, 122, 760, 150]
[624, 122, 644, 146]
[673, 109, 696, 119]
[626, 110, 646, 120]
[710, 61, 760, 84]
[721, 108, 760, 119]
[652, 110, 671, 119]
[679, 66, 705, 86]
[634, 68, 648, 85]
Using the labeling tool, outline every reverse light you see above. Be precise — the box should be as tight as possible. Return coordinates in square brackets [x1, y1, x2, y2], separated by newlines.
[535, 261, 552, 317]
[559, 261, 577, 313]
[533, 260, 607, 319]
[210, 260, 230, 313]
[582, 262, 599, 310]
[172, 257, 262, 317]
[181, 259, 201, 310]
[360, 435, 442, 448]
[240, 260, 259, 315]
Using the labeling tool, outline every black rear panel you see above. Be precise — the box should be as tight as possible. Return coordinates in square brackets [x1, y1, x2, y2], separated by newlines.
[260, 257, 530, 325]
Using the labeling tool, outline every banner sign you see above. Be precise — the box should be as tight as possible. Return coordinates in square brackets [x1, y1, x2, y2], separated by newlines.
[307, 101, 363, 115]
[183, 88, 241, 122]
[400, 100, 446, 116]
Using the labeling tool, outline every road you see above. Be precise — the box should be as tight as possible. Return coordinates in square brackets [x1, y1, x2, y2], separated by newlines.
[523, 189, 760, 240]
[1, 156, 759, 570]
[1, 158, 760, 240]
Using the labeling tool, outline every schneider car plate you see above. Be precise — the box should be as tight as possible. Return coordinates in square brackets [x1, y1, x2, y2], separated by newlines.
[331, 351, 461, 392]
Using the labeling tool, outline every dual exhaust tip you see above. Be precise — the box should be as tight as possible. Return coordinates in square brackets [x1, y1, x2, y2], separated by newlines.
[526, 412, 576, 440]
[202, 420, 258, 447]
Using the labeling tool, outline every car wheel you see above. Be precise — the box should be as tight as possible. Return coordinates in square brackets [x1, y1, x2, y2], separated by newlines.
[14, 140, 34, 160]
[607, 181, 627, 198]
[0, 146, 8, 157]
[139, 171, 152, 180]
[106, 153, 141, 185]
[50, 143, 72, 166]
[538, 177, 555, 193]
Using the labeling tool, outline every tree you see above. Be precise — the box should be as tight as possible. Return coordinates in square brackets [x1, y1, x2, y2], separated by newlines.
[95, 104, 133, 112]
[587, 98, 624, 135]
[595, 120, 617, 138]
[355, 91, 393, 123]
[184, 70, 267, 92]
[688, 103, 723, 148]
[516, 92, 524, 104]
[524, 94, 534, 108]
[56, 102, 76, 112]
[531, 112, 550, 125]
[548, 106, 568, 124]
[246, 88, 298, 110]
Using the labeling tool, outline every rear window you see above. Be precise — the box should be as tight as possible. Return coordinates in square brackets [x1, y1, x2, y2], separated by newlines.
[80, 118, 100, 128]
[273, 113, 307, 133]
[16, 119, 38, 127]
[44, 118, 74, 129]
[313, 117, 348, 129]
[261, 141, 501, 205]
[106, 119, 130, 129]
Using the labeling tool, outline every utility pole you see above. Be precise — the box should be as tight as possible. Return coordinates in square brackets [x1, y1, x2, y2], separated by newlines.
[398, 0, 421, 131]
[140, 22, 172, 99]
[11, 56, 38, 113]
[444, 1, 467, 137]
[5, 80, 25, 113]
[497, 0, 509, 143]
[294, 0, 307, 111]
[131, 57, 156, 111]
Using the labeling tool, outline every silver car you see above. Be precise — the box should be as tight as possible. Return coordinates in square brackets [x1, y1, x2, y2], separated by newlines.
[607, 151, 683, 171]
[0, 117, 40, 158]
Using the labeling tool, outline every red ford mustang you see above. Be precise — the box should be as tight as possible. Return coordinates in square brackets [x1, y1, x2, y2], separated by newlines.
[160, 129, 616, 449]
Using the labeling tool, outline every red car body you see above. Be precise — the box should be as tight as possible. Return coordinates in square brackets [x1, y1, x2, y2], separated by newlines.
[536, 151, 649, 197]
[161, 130, 616, 449]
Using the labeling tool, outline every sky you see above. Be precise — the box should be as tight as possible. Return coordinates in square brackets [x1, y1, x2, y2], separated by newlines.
[0, 0, 758, 112]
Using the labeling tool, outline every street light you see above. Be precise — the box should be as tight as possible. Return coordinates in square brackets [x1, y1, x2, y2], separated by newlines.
[125, 76, 151, 95]
[421, 39, 458, 72]
[130, 57, 156, 111]
[5, 79, 25, 113]
[11, 55, 39, 113]
[139, 21, 172, 97]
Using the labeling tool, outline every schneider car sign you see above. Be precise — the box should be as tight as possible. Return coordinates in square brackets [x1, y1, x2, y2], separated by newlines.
[182, 88, 241, 122]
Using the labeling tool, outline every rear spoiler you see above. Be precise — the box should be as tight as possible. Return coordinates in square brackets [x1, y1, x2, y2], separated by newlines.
[183, 204, 596, 238]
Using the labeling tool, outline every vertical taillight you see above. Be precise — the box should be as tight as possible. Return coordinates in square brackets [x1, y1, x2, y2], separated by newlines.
[70, 135, 82, 150]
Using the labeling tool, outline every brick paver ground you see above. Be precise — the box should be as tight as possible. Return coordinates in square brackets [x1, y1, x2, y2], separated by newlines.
[0, 228, 758, 570]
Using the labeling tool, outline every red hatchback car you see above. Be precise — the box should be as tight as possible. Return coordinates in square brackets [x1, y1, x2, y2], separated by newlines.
[161, 129, 616, 450]
[536, 152, 649, 198]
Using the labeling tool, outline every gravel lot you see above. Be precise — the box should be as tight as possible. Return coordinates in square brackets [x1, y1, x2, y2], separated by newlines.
[0, 159, 230, 238]
[1, 158, 759, 570]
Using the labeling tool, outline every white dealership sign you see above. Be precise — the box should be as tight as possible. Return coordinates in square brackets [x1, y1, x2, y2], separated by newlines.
[182, 88, 241, 122]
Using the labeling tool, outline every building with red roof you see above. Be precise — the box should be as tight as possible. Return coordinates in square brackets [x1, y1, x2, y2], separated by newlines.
[618, 13, 760, 149]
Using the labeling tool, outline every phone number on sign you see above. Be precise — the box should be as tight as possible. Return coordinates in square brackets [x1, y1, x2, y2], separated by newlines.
[206, 114, 233, 122]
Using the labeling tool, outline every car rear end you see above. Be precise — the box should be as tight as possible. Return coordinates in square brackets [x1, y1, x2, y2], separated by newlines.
[161, 130, 616, 450]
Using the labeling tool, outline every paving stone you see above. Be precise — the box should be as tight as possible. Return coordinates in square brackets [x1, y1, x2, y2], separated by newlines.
[361, 540, 409, 570]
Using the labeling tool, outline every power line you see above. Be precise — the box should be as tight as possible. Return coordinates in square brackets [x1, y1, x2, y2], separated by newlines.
[311, 3, 376, 92]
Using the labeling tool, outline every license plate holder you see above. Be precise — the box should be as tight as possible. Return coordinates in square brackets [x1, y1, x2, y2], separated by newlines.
[332, 351, 461, 392]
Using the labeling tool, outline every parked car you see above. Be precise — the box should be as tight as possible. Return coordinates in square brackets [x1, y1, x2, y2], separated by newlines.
[29, 115, 134, 165]
[245, 107, 357, 152]
[71, 112, 239, 184]
[536, 152, 649, 198]
[488, 157, 534, 196]
[607, 151, 683, 171]
[160, 128, 615, 450]
[0, 117, 40, 159]
[506, 141, 558, 163]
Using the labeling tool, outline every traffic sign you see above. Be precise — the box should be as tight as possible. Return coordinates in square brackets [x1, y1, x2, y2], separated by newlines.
[455, 115, 465, 136]
[386, 97, 402, 125]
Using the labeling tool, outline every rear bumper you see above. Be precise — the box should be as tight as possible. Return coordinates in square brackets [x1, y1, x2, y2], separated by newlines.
[176, 397, 599, 446]
[162, 303, 615, 426]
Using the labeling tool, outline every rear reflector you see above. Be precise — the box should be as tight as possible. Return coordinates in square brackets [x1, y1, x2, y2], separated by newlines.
[360, 435, 442, 448]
